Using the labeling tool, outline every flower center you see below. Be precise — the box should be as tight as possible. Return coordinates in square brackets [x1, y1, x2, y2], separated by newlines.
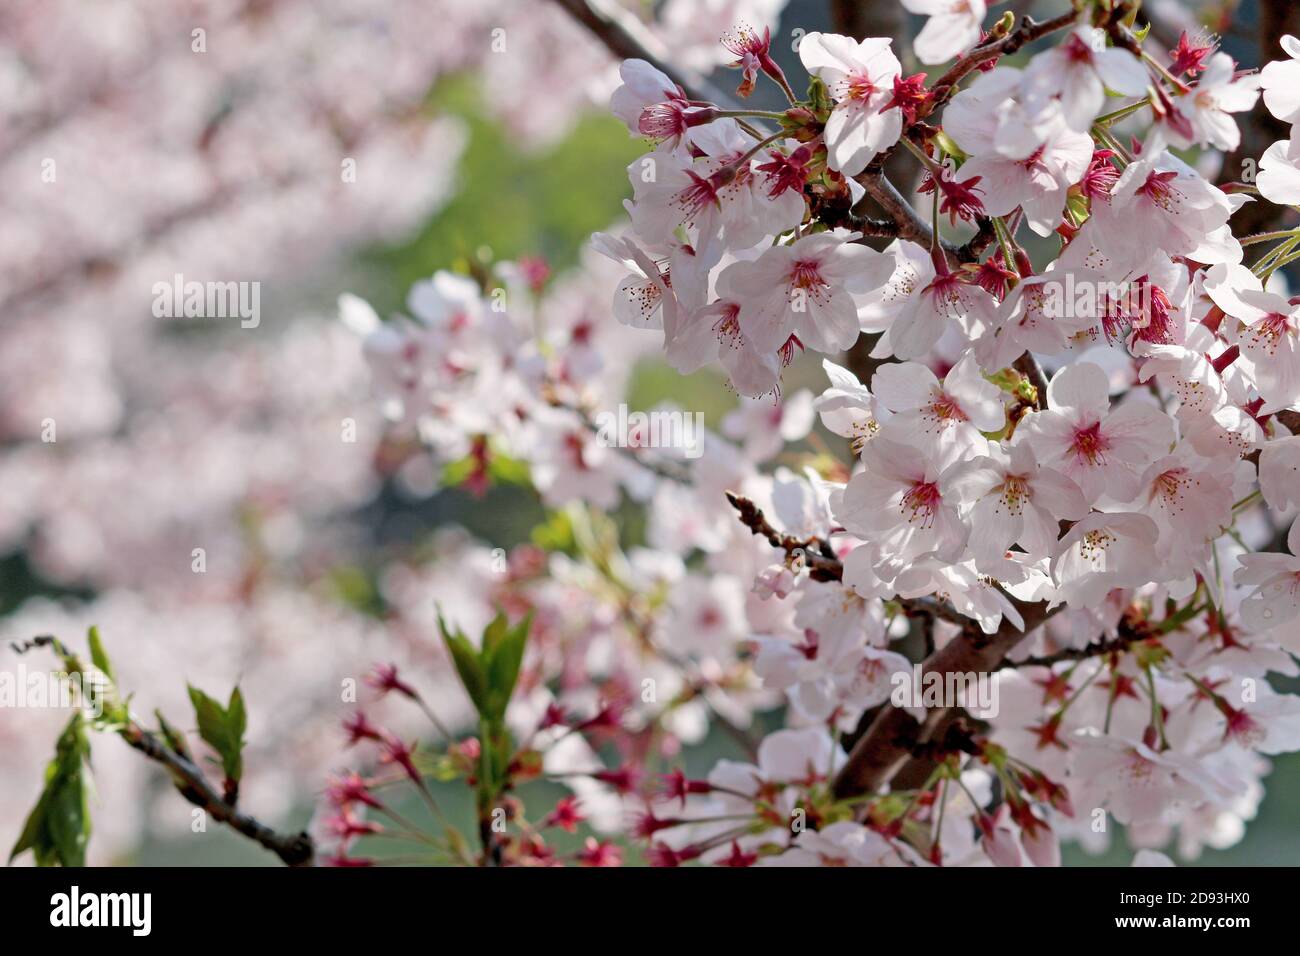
[788, 261, 830, 307]
[1079, 528, 1116, 562]
[997, 475, 1030, 515]
[901, 480, 942, 527]
[713, 302, 743, 346]
[623, 280, 662, 323]
[844, 73, 876, 102]
[1247, 312, 1295, 356]
[1137, 170, 1180, 209]
[1070, 420, 1110, 466]
[925, 389, 967, 428]
[1153, 468, 1191, 510]
[672, 169, 723, 225]
[1064, 34, 1095, 64]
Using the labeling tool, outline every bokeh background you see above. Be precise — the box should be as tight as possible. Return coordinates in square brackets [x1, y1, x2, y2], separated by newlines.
[1, 0, 1294, 865]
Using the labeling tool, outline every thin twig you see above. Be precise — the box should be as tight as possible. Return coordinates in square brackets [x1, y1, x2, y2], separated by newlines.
[549, 0, 743, 110]
[120, 721, 315, 865]
[13, 635, 314, 866]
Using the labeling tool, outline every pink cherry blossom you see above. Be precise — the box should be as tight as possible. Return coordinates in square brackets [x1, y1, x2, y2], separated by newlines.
[1235, 519, 1300, 633]
[716, 230, 894, 355]
[1022, 362, 1175, 504]
[900, 0, 988, 66]
[797, 33, 903, 175]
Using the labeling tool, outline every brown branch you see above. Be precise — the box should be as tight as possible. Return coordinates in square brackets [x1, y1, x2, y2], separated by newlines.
[12, 635, 314, 867]
[548, 0, 739, 108]
[856, 169, 954, 252]
[1012, 633, 1136, 669]
[725, 491, 844, 582]
[120, 721, 314, 866]
[924, 10, 1083, 116]
[831, 598, 1057, 799]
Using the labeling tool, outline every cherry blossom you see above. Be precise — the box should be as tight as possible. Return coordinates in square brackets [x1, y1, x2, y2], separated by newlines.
[837, 436, 970, 566]
[871, 351, 1005, 453]
[860, 239, 998, 360]
[900, 0, 988, 66]
[1021, 362, 1175, 505]
[797, 33, 904, 175]
[1235, 519, 1300, 633]
[1021, 26, 1150, 132]
[1050, 511, 1164, 608]
[18, 0, 1300, 873]
[950, 438, 1087, 572]
[716, 230, 894, 355]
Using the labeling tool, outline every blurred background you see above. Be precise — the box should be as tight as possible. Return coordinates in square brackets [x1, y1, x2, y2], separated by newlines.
[0, 0, 1295, 865]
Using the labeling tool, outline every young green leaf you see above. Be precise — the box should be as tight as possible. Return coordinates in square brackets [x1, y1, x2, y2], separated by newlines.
[10, 713, 92, 867]
[86, 626, 114, 683]
[437, 611, 489, 716]
[187, 684, 247, 786]
[480, 611, 510, 661]
[484, 613, 532, 722]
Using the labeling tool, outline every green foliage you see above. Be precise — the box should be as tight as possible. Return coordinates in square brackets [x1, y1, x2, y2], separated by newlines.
[436, 609, 531, 726]
[187, 684, 247, 786]
[10, 713, 92, 867]
[441, 443, 531, 491]
[436, 608, 533, 821]
[480, 611, 530, 722]
[363, 74, 641, 313]
[531, 510, 577, 554]
[156, 709, 193, 761]
[87, 625, 114, 683]
[327, 565, 387, 618]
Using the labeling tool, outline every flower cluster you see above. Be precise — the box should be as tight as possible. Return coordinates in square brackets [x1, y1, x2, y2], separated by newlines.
[2, 0, 789, 863]
[13, 0, 1300, 871]
[331, 3, 1300, 868]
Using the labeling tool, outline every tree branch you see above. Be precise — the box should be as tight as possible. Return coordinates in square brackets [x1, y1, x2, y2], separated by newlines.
[12, 635, 314, 867]
[724, 491, 844, 582]
[831, 598, 1057, 800]
[120, 720, 315, 866]
[548, 0, 739, 108]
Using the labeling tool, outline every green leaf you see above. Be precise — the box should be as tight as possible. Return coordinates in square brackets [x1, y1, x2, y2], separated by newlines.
[477, 717, 514, 806]
[86, 626, 113, 683]
[487, 452, 530, 485]
[480, 611, 510, 662]
[441, 453, 478, 486]
[531, 510, 576, 554]
[10, 713, 92, 867]
[1066, 190, 1091, 225]
[437, 611, 490, 716]
[226, 687, 247, 757]
[484, 613, 532, 722]
[155, 709, 191, 759]
[1158, 601, 1206, 634]
[187, 684, 246, 785]
[934, 129, 968, 163]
